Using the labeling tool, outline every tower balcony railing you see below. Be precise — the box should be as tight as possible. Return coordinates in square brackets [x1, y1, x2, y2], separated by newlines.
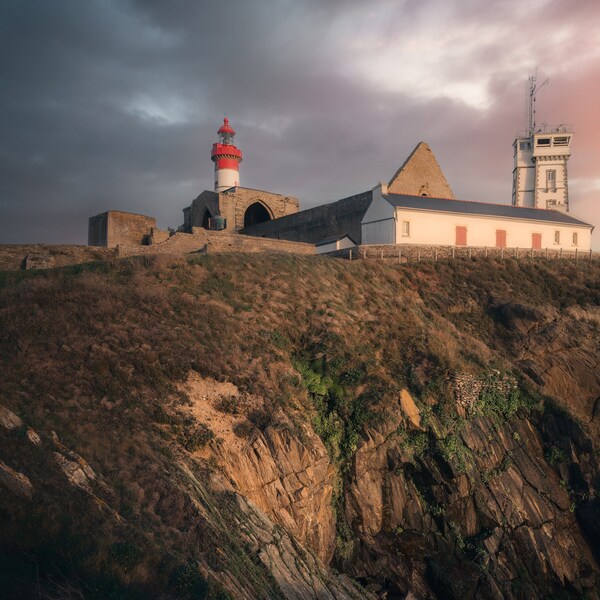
[515, 123, 573, 138]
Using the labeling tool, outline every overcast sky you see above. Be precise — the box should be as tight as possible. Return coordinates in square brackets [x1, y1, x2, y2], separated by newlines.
[1, 0, 599, 248]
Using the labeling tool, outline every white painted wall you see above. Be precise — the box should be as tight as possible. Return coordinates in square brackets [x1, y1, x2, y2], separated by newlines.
[316, 236, 357, 254]
[391, 208, 592, 251]
[214, 168, 239, 192]
[362, 184, 395, 245]
[363, 219, 395, 245]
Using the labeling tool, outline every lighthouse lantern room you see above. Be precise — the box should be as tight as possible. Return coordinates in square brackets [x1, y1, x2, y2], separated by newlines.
[211, 117, 243, 192]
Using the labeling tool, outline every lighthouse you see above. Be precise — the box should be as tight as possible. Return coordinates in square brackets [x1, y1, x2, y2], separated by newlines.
[211, 117, 243, 193]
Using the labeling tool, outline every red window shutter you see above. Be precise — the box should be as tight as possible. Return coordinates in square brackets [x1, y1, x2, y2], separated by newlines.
[455, 226, 467, 246]
[496, 230, 506, 248]
[532, 233, 541, 249]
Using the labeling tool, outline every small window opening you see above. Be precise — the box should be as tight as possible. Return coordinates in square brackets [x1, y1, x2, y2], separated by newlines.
[554, 230, 560, 244]
[402, 221, 410, 237]
[572, 232, 578, 246]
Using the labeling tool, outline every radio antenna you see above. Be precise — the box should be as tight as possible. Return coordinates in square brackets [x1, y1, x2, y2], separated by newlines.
[527, 71, 549, 135]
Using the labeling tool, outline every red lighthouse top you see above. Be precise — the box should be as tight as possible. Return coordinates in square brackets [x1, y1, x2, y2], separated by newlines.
[212, 117, 243, 163]
[218, 117, 235, 136]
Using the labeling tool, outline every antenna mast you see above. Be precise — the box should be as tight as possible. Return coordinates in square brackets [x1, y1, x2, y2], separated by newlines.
[527, 71, 549, 136]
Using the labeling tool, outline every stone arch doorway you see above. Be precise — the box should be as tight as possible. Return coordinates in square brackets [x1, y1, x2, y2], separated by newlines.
[244, 202, 272, 227]
[202, 208, 212, 229]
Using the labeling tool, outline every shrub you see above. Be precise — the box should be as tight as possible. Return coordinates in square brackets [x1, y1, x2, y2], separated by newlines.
[109, 541, 142, 572]
[173, 420, 214, 451]
[170, 563, 208, 599]
[544, 444, 567, 466]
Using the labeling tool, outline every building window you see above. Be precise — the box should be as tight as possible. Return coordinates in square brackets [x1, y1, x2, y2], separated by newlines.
[402, 221, 410, 237]
[572, 232, 578, 246]
[546, 170, 556, 191]
[519, 141, 531, 151]
[537, 138, 551, 147]
[554, 230, 560, 244]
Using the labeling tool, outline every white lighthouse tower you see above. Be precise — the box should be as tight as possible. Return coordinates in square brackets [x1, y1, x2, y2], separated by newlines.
[211, 117, 243, 193]
[512, 75, 573, 212]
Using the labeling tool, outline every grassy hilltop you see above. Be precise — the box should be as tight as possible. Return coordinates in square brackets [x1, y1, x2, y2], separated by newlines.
[1, 254, 599, 599]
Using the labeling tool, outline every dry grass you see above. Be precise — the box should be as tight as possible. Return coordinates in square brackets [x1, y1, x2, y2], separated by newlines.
[1, 253, 599, 596]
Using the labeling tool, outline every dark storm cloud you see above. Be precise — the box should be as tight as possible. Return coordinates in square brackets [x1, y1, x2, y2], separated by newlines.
[1, 0, 599, 245]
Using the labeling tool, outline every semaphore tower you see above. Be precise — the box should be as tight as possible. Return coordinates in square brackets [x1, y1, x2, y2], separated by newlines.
[211, 117, 243, 192]
[512, 74, 573, 212]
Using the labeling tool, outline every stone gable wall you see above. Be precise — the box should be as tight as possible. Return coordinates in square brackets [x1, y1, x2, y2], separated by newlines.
[388, 143, 455, 199]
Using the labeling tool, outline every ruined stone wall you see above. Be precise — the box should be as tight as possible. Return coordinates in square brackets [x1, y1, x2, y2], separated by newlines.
[241, 190, 372, 244]
[107, 211, 156, 247]
[88, 211, 156, 247]
[184, 187, 299, 233]
[222, 187, 299, 230]
[0, 244, 118, 271]
[115, 230, 314, 257]
[88, 213, 108, 246]
[187, 191, 220, 232]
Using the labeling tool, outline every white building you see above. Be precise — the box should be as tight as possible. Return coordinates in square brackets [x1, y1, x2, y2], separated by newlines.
[512, 75, 573, 213]
[315, 235, 357, 254]
[362, 184, 593, 251]
[512, 127, 573, 212]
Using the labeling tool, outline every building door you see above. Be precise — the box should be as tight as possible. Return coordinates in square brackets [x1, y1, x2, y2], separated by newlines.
[455, 226, 467, 246]
[495, 230, 507, 248]
[532, 233, 542, 249]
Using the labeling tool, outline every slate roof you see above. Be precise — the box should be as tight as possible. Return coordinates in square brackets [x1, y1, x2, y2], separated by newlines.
[384, 194, 593, 228]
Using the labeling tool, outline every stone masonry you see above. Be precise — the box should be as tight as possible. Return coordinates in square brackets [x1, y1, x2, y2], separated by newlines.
[182, 186, 299, 233]
[388, 142, 455, 199]
[242, 191, 372, 244]
[88, 210, 156, 247]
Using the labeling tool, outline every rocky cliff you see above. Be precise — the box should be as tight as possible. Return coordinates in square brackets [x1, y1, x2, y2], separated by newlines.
[1, 254, 599, 599]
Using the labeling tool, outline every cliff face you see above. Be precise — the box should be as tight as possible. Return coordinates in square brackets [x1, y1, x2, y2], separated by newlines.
[0, 254, 599, 599]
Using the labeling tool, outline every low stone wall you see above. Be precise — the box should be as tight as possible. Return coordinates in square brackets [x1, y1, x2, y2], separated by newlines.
[127, 230, 315, 255]
[0, 231, 315, 271]
[327, 243, 600, 262]
[201, 230, 315, 255]
[0, 244, 118, 271]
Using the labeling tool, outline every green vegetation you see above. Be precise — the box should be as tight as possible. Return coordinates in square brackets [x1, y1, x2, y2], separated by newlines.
[545, 444, 568, 466]
[473, 371, 540, 423]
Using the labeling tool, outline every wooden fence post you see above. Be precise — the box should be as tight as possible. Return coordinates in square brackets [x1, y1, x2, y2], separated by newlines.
[560, 248, 563, 259]
[399, 249, 402, 264]
[434, 248, 438, 262]
[349, 249, 352, 261]
[501, 247, 504, 259]
[575, 248, 578, 260]
[530, 247, 533, 259]
[515, 247, 519, 259]
[381, 248, 384, 260]
[417, 249, 421, 262]
[452, 247, 455, 259]
[468, 247, 472, 259]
